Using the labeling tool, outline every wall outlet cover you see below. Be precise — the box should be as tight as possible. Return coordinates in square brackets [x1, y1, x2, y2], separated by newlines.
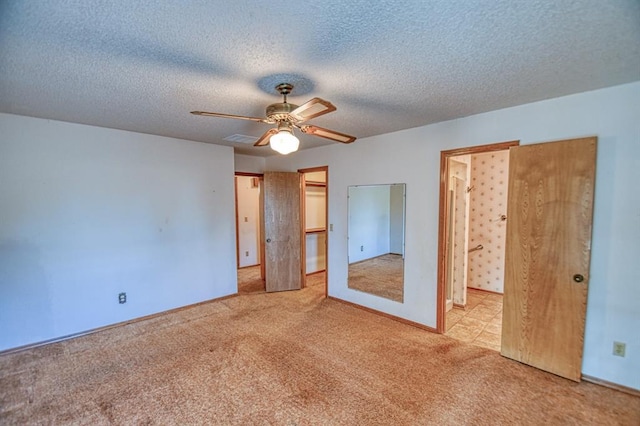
[613, 341, 626, 357]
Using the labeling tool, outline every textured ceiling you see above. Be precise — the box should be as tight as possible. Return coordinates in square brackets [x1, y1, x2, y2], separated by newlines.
[1, 1, 639, 156]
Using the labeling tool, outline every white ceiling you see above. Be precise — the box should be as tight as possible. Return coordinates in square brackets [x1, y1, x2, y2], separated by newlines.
[1, 1, 639, 157]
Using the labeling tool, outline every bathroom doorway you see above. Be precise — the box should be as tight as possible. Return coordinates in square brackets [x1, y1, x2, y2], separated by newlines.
[438, 141, 518, 350]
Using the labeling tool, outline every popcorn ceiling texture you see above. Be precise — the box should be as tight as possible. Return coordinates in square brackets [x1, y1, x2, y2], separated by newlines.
[0, 1, 639, 156]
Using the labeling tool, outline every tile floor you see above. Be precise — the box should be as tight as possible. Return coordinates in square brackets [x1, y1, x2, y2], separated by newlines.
[445, 288, 503, 351]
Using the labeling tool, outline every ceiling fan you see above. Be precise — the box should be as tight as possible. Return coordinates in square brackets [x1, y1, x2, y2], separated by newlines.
[191, 83, 356, 154]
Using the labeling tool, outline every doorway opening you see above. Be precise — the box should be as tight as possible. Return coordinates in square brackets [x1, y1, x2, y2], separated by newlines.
[299, 166, 328, 297]
[437, 141, 519, 351]
[235, 172, 265, 294]
[235, 168, 328, 296]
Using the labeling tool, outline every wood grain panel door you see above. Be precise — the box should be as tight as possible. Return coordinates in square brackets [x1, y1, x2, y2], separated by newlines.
[263, 172, 302, 292]
[501, 137, 597, 382]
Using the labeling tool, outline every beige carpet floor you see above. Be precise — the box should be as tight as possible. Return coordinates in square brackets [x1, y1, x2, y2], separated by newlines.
[348, 254, 404, 302]
[1, 280, 638, 425]
[238, 266, 326, 295]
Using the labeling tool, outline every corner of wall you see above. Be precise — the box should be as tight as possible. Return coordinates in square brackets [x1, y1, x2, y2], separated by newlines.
[234, 153, 266, 173]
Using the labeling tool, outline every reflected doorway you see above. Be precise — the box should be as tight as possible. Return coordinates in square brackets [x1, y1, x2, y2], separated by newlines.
[236, 169, 328, 295]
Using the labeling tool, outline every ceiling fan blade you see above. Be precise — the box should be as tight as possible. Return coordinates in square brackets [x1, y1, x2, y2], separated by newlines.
[191, 111, 267, 123]
[299, 125, 356, 144]
[289, 98, 336, 122]
[254, 128, 278, 146]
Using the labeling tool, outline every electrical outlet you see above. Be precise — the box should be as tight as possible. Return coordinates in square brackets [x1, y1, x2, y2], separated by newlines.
[245, 251, 249, 257]
[360, 245, 364, 252]
[613, 341, 626, 357]
[244, 217, 248, 222]
[118, 292, 126, 304]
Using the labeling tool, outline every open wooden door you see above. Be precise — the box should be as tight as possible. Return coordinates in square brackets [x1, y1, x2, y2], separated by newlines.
[501, 137, 597, 382]
[263, 172, 302, 292]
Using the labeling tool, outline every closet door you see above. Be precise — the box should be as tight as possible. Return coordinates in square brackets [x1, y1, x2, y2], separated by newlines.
[263, 172, 302, 292]
[501, 137, 596, 382]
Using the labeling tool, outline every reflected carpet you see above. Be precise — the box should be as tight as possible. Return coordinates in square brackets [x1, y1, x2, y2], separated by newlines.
[237, 265, 265, 294]
[348, 254, 404, 302]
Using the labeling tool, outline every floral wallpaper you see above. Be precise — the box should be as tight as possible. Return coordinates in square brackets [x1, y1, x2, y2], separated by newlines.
[467, 150, 509, 293]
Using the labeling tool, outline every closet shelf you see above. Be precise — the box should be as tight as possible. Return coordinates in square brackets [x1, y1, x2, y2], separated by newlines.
[305, 227, 326, 234]
[305, 181, 326, 187]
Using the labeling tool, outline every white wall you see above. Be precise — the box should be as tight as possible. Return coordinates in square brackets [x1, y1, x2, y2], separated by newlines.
[347, 185, 391, 263]
[265, 81, 640, 391]
[304, 175, 327, 274]
[234, 154, 265, 173]
[0, 114, 237, 351]
[305, 233, 326, 274]
[305, 186, 326, 231]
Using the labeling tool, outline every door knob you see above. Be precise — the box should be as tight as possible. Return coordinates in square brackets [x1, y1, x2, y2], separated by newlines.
[266, 238, 271, 243]
[573, 274, 584, 283]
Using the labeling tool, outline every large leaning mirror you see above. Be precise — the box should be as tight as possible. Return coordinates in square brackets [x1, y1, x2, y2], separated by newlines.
[347, 184, 406, 302]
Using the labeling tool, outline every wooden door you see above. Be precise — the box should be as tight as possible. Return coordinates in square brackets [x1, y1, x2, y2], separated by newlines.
[501, 137, 596, 382]
[263, 172, 302, 292]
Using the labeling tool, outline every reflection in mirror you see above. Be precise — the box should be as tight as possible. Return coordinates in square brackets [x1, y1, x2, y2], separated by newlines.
[348, 184, 406, 302]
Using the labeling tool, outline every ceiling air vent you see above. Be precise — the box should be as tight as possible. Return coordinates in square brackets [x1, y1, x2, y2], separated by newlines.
[223, 134, 259, 144]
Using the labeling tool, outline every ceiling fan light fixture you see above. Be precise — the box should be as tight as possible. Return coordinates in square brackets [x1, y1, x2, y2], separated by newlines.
[269, 125, 299, 155]
[190, 82, 357, 150]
